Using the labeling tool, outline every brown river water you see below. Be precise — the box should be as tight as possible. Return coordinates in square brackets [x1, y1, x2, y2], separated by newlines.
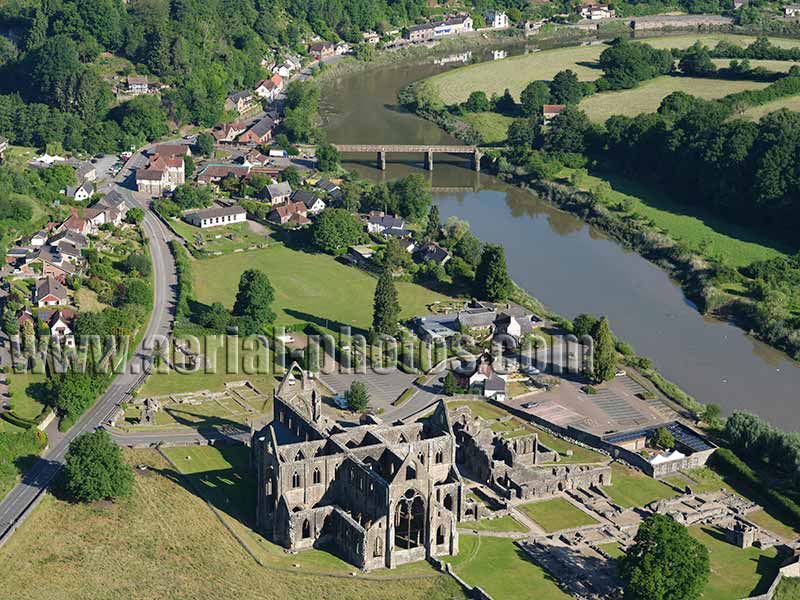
[319, 40, 800, 428]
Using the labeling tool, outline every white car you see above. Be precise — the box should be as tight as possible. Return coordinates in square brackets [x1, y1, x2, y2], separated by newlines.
[615, 369, 626, 377]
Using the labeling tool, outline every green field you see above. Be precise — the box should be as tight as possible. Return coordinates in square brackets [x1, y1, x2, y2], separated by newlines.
[466, 515, 528, 533]
[139, 335, 276, 396]
[775, 576, 800, 600]
[605, 463, 678, 508]
[170, 218, 271, 254]
[517, 497, 598, 532]
[461, 112, 515, 144]
[568, 170, 790, 267]
[192, 245, 454, 334]
[0, 448, 463, 600]
[426, 34, 800, 105]
[690, 525, 780, 600]
[578, 76, 767, 123]
[742, 94, 800, 120]
[443, 535, 571, 599]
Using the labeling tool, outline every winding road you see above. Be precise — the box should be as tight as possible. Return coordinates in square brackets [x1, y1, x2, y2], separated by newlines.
[0, 155, 178, 546]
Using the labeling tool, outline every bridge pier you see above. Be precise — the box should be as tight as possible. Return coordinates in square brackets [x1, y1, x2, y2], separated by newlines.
[473, 150, 482, 172]
[377, 151, 386, 171]
[424, 150, 434, 171]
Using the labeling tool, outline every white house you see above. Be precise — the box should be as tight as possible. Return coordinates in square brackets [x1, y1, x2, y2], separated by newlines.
[580, 3, 615, 19]
[786, 3, 800, 15]
[184, 205, 247, 228]
[65, 181, 93, 202]
[485, 10, 509, 28]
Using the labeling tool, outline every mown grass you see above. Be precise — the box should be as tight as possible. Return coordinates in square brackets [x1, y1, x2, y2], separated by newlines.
[517, 497, 598, 532]
[427, 34, 800, 105]
[605, 463, 678, 508]
[741, 93, 800, 120]
[192, 244, 455, 334]
[461, 112, 515, 144]
[170, 218, 270, 254]
[689, 525, 780, 600]
[0, 448, 465, 600]
[566, 170, 790, 267]
[775, 576, 800, 600]
[442, 534, 571, 599]
[578, 76, 767, 123]
[6, 371, 48, 421]
[465, 515, 528, 533]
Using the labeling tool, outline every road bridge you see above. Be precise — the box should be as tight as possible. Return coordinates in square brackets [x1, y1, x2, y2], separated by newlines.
[333, 144, 482, 172]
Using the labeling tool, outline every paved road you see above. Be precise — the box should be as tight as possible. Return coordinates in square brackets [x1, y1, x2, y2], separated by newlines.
[107, 426, 249, 447]
[0, 153, 177, 544]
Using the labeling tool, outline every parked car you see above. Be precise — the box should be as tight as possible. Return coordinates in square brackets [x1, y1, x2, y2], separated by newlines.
[333, 394, 348, 409]
[615, 369, 626, 377]
[522, 366, 541, 375]
[521, 402, 538, 409]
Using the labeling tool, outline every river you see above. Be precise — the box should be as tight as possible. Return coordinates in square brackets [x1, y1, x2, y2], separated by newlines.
[319, 40, 800, 429]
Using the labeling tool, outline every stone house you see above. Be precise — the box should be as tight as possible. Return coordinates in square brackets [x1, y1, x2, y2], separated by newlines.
[239, 117, 275, 145]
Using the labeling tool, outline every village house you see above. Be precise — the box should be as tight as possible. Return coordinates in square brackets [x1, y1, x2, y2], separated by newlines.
[367, 212, 408, 236]
[519, 19, 544, 34]
[315, 178, 341, 198]
[39, 308, 77, 347]
[64, 181, 93, 202]
[136, 151, 185, 196]
[241, 149, 270, 168]
[405, 15, 473, 42]
[252, 363, 464, 571]
[416, 241, 451, 267]
[786, 3, 800, 15]
[184, 205, 247, 229]
[362, 31, 381, 44]
[264, 181, 293, 204]
[291, 190, 325, 214]
[31, 248, 77, 279]
[579, 2, 615, 19]
[29, 231, 48, 248]
[34, 276, 68, 308]
[485, 10, 509, 28]
[309, 41, 335, 60]
[212, 121, 247, 143]
[58, 208, 94, 236]
[196, 164, 251, 185]
[239, 117, 275, 145]
[543, 104, 567, 123]
[127, 75, 149, 96]
[453, 352, 507, 400]
[335, 42, 351, 56]
[268, 201, 309, 226]
[153, 143, 191, 158]
[255, 79, 280, 102]
[93, 189, 130, 221]
[66, 158, 97, 183]
[225, 90, 258, 115]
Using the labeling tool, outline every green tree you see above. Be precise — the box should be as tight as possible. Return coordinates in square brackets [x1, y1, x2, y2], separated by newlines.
[507, 118, 540, 149]
[652, 427, 675, 449]
[474, 244, 511, 301]
[549, 69, 584, 105]
[443, 371, 460, 396]
[345, 380, 370, 412]
[424, 204, 440, 241]
[316, 143, 341, 172]
[198, 301, 231, 333]
[573, 313, 599, 338]
[590, 316, 616, 383]
[312, 208, 364, 254]
[232, 269, 276, 333]
[126, 207, 144, 224]
[702, 403, 722, 427]
[520, 80, 551, 117]
[620, 514, 709, 600]
[388, 174, 431, 222]
[679, 42, 717, 76]
[196, 132, 215, 156]
[543, 107, 594, 154]
[465, 90, 490, 112]
[372, 268, 400, 336]
[50, 371, 105, 423]
[63, 430, 133, 503]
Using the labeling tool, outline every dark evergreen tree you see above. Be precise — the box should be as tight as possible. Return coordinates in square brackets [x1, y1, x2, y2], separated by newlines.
[590, 316, 616, 383]
[424, 204, 441, 241]
[372, 268, 400, 336]
[474, 244, 511, 301]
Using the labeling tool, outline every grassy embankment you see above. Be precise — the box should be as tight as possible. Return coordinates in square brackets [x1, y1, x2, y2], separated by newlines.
[0, 448, 464, 600]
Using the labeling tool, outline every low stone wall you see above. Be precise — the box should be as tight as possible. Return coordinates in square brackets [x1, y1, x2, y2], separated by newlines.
[430, 556, 494, 600]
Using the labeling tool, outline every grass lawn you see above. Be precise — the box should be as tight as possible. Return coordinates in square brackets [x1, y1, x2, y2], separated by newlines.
[742, 94, 800, 120]
[0, 448, 463, 600]
[690, 525, 781, 600]
[170, 218, 270, 254]
[775, 576, 800, 599]
[567, 170, 790, 267]
[6, 371, 49, 421]
[578, 76, 767, 123]
[605, 463, 678, 508]
[517, 498, 597, 532]
[465, 515, 528, 533]
[599, 542, 626, 559]
[461, 112, 515, 144]
[748, 509, 800, 540]
[139, 335, 276, 396]
[446, 399, 604, 464]
[74, 287, 109, 312]
[443, 535, 570, 599]
[192, 244, 455, 335]
[426, 34, 800, 105]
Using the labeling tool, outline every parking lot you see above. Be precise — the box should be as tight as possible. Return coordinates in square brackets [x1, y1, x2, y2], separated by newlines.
[319, 368, 420, 413]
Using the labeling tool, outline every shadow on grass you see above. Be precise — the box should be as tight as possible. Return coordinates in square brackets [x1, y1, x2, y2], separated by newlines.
[595, 171, 797, 257]
[284, 308, 369, 338]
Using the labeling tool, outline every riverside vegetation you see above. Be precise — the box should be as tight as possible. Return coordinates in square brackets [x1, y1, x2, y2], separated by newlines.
[402, 35, 800, 362]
